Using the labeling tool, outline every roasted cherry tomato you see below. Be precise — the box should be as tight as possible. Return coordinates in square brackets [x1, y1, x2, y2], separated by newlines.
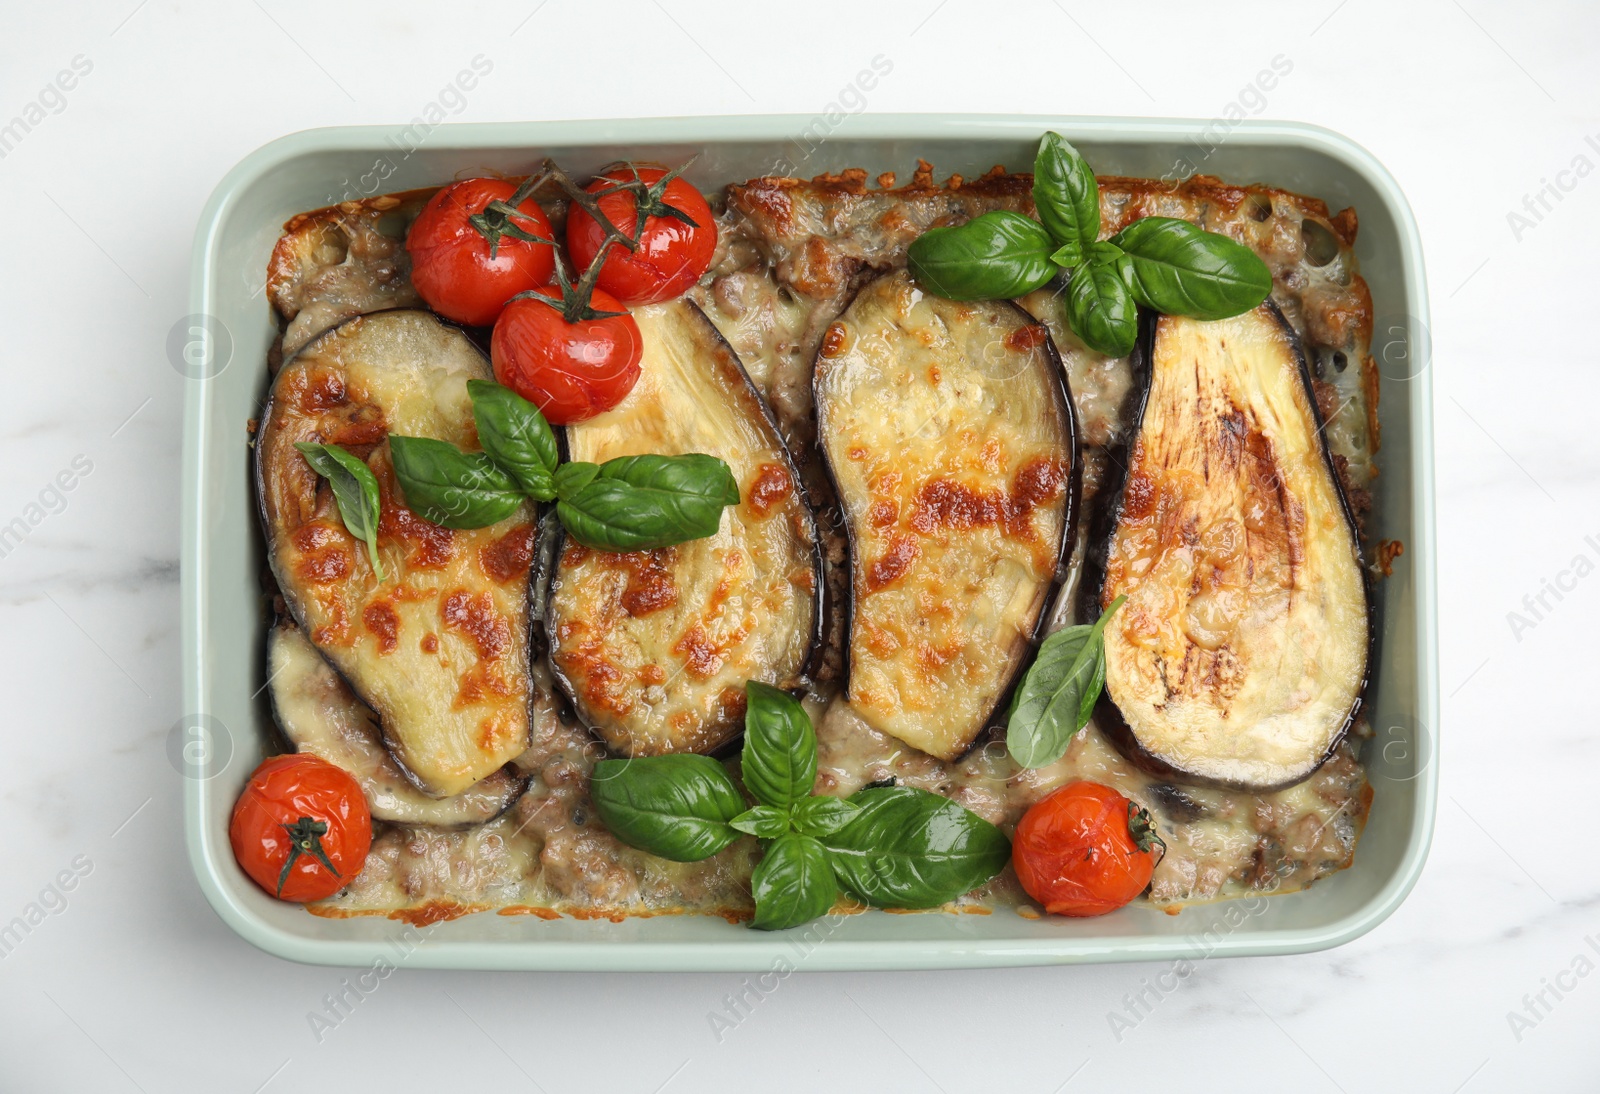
[229, 754, 372, 903]
[406, 178, 556, 327]
[490, 289, 643, 424]
[1012, 781, 1165, 917]
[565, 166, 717, 305]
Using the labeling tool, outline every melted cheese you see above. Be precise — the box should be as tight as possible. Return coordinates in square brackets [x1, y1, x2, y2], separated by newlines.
[547, 300, 819, 756]
[268, 621, 526, 825]
[816, 271, 1073, 761]
[1101, 309, 1368, 789]
[259, 311, 535, 796]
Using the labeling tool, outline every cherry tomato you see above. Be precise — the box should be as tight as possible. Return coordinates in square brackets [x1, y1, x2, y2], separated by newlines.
[406, 178, 555, 327]
[565, 166, 717, 305]
[491, 289, 643, 424]
[1011, 781, 1165, 917]
[229, 754, 372, 903]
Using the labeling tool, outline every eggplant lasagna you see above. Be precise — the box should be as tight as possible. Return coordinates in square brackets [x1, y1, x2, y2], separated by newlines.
[257, 155, 1379, 922]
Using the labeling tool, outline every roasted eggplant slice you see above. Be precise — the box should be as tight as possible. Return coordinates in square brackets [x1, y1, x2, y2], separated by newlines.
[814, 270, 1078, 761]
[268, 620, 526, 826]
[544, 300, 822, 756]
[257, 309, 536, 797]
[1092, 304, 1370, 792]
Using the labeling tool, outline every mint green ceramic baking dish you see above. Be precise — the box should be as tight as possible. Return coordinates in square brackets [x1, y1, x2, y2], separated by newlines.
[181, 115, 1436, 970]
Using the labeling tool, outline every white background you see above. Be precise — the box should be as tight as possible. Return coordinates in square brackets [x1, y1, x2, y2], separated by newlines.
[0, 0, 1595, 1090]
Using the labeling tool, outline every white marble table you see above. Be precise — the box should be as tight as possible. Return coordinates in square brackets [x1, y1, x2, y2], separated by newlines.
[1, 1, 1594, 1089]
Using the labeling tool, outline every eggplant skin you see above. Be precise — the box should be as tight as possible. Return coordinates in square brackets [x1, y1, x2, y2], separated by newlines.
[543, 300, 823, 757]
[815, 270, 1079, 762]
[1090, 303, 1371, 793]
[267, 620, 527, 827]
[256, 309, 535, 797]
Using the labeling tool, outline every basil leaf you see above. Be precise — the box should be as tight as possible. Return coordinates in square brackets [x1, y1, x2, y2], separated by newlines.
[1006, 596, 1126, 768]
[1065, 260, 1138, 358]
[741, 681, 817, 810]
[554, 453, 740, 552]
[820, 787, 1010, 909]
[467, 379, 558, 502]
[751, 834, 837, 931]
[388, 435, 524, 530]
[551, 460, 599, 496]
[1109, 216, 1273, 321]
[1033, 131, 1100, 254]
[1050, 242, 1083, 268]
[295, 442, 386, 582]
[589, 755, 745, 862]
[790, 795, 860, 838]
[906, 211, 1055, 301]
[730, 804, 790, 839]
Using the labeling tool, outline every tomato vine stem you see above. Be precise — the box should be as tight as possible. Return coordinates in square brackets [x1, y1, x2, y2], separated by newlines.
[486, 155, 701, 324]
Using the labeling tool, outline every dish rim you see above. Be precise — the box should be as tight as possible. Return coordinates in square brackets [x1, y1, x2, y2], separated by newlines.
[182, 113, 1437, 971]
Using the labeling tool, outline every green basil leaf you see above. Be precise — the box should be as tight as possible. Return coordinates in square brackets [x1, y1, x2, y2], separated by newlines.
[1077, 641, 1108, 731]
[730, 804, 790, 839]
[554, 453, 740, 552]
[589, 755, 745, 862]
[906, 211, 1055, 301]
[790, 795, 860, 838]
[1033, 131, 1100, 253]
[388, 435, 524, 530]
[1065, 260, 1138, 358]
[751, 834, 837, 931]
[1109, 216, 1273, 320]
[467, 379, 558, 502]
[1086, 239, 1124, 264]
[741, 681, 817, 810]
[1049, 241, 1083, 268]
[294, 442, 386, 582]
[551, 460, 599, 496]
[820, 787, 1010, 909]
[1005, 626, 1093, 764]
[1006, 595, 1126, 768]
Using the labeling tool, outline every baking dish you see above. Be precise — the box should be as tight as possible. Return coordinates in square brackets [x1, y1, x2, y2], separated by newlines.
[181, 114, 1436, 970]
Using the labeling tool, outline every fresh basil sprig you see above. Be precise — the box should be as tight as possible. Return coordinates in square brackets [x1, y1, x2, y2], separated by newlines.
[1109, 216, 1274, 321]
[905, 132, 1274, 356]
[819, 786, 1012, 909]
[388, 436, 524, 529]
[751, 835, 836, 931]
[1006, 596, 1126, 769]
[905, 211, 1055, 301]
[590, 680, 1011, 931]
[1033, 130, 1099, 261]
[467, 379, 558, 501]
[294, 442, 386, 581]
[789, 794, 860, 838]
[1065, 257, 1138, 359]
[553, 454, 739, 552]
[588, 754, 746, 862]
[729, 804, 789, 839]
[739, 680, 818, 810]
[388, 379, 741, 552]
